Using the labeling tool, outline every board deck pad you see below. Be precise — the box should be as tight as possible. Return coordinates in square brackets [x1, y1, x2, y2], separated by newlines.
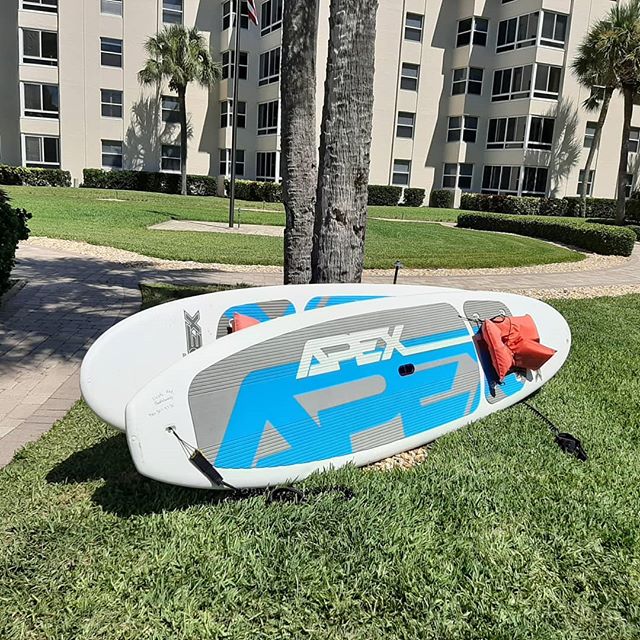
[189, 302, 480, 469]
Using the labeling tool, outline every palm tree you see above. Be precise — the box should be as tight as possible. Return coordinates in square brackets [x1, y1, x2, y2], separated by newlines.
[281, 0, 319, 285]
[311, 0, 379, 283]
[572, 24, 617, 218]
[589, 1, 640, 223]
[139, 25, 220, 196]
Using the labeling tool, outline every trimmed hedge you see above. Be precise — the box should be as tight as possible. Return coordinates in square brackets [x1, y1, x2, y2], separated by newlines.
[539, 197, 569, 217]
[564, 197, 617, 219]
[587, 218, 640, 241]
[368, 185, 402, 206]
[0, 189, 31, 294]
[0, 164, 71, 188]
[429, 189, 453, 209]
[403, 188, 426, 207]
[457, 212, 636, 257]
[224, 179, 282, 203]
[625, 199, 640, 222]
[83, 169, 217, 196]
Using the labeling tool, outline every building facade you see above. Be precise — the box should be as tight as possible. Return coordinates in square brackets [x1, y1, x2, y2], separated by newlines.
[0, 0, 637, 200]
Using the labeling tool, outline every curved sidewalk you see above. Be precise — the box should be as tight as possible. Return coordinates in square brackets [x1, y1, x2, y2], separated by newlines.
[1, 241, 638, 468]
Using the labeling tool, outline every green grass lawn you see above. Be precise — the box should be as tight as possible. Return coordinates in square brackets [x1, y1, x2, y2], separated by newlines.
[6, 186, 584, 269]
[1, 294, 640, 638]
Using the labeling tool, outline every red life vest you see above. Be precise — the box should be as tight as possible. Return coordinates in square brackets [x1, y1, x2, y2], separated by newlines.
[480, 315, 556, 382]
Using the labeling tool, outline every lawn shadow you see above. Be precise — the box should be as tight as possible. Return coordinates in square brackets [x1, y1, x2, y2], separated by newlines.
[46, 434, 257, 517]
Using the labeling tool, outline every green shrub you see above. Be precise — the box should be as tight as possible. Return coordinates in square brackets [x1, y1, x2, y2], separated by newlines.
[587, 218, 640, 241]
[539, 198, 568, 217]
[368, 185, 402, 206]
[502, 196, 541, 215]
[625, 199, 640, 222]
[403, 188, 426, 207]
[82, 169, 217, 196]
[0, 164, 71, 188]
[429, 189, 453, 209]
[563, 196, 617, 218]
[0, 197, 31, 294]
[459, 193, 508, 213]
[223, 179, 282, 203]
[457, 212, 635, 257]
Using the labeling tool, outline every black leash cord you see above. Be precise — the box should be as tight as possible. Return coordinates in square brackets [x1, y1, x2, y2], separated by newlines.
[167, 428, 355, 503]
[522, 401, 588, 462]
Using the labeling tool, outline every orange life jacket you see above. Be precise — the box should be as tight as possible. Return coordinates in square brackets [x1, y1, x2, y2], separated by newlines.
[481, 315, 556, 382]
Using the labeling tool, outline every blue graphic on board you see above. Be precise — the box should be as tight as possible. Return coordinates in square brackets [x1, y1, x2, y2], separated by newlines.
[221, 302, 296, 324]
[215, 329, 481, 469]
[472, 327, 525, 401]
[304, 295, 386, 311]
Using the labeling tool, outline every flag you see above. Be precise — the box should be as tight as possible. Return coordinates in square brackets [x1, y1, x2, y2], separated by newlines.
[246, 0, 258, 26]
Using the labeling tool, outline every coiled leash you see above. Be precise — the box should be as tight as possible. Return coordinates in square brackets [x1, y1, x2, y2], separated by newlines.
[522, 401, 588, 462]
[167, 427, 355, 504]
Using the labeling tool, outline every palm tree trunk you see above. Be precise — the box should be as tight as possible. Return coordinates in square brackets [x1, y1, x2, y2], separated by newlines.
[178, 86, 188, 196]
[580, 88, 613, 217]
[616, 85, 634, 224]
[311, 0, 379, 283]
[281, 0, 319, 285]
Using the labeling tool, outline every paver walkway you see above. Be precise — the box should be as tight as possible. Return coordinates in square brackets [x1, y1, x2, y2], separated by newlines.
[1, 241, 639, 468]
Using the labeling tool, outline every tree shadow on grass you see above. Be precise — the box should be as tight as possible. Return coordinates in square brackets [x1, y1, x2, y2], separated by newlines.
[46, 434, 257, 517]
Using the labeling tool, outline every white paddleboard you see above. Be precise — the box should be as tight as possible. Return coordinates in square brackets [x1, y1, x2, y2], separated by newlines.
[125, 290, 571, 490]
[81, 284, 458, 430]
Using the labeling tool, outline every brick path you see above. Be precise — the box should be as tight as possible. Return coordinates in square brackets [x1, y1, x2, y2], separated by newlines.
[1, 242, 638, 468]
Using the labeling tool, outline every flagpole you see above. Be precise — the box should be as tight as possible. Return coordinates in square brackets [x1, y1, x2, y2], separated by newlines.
[228, 0, 242, 228]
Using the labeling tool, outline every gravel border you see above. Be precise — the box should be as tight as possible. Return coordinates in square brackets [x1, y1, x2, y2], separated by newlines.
[24, 236, 630, 277]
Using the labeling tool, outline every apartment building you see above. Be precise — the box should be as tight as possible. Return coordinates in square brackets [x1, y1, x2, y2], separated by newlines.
[0, 0, 638, 200]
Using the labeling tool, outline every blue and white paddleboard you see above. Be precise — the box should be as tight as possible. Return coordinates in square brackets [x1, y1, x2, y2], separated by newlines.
[125, 290, 571, 489]
[81, 284, 458, 430]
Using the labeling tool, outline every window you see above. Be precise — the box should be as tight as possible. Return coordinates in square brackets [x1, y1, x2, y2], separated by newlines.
[528, 117, 555, 150]
[456, 17, 488, 47]
[404, 13, 424, 42]
[584, 122, 598, 148]
[163, 0, 182, 24]
[222, 0, 249, 30]
[492, 65, 532, 101]
[396, 111, 415, 138]
[522, 167, 548, 195]
[23, 83, 59, 119]
[497, 13, 538, 52]
[443, 163, 473, 190]
[101, 90, 123, 118]
[534, 64, 562, 99]
[259, 47, 280, 86]
[629, 128, 640, 153]
[541, 12, 568, 49]
[24, 135, 59, 168]
[101, 0, 122, 16]
[22, 0, 57, 12]
[220, 101, 246, 128]
[482, 166, 520, 195]
[101, 38, 122, 67]
[258, 101, 279, 135]
[256, 151, 277, 181]
[626, 173, 634, 198]
[101, 140, 123, 169]
[162, 96, 180, 123]
[219, 149, 245, 177]
[161, 144, 181, 172]
[261, 0, 283, 36]
[400, 63, 419, 91]
[452, 67, 483, 95]
[222, 50, 248, 80]
[447, 116, 478, 143]
[22, 29, 57, 66]
[392, 160, 411, 186]
[578, 170, 595, 196]
[487, 117, 526, 149]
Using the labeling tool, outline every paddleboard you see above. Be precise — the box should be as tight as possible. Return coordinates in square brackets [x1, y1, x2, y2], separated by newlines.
[125, 291, 571, 489]
[81, 284, 458, 430]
